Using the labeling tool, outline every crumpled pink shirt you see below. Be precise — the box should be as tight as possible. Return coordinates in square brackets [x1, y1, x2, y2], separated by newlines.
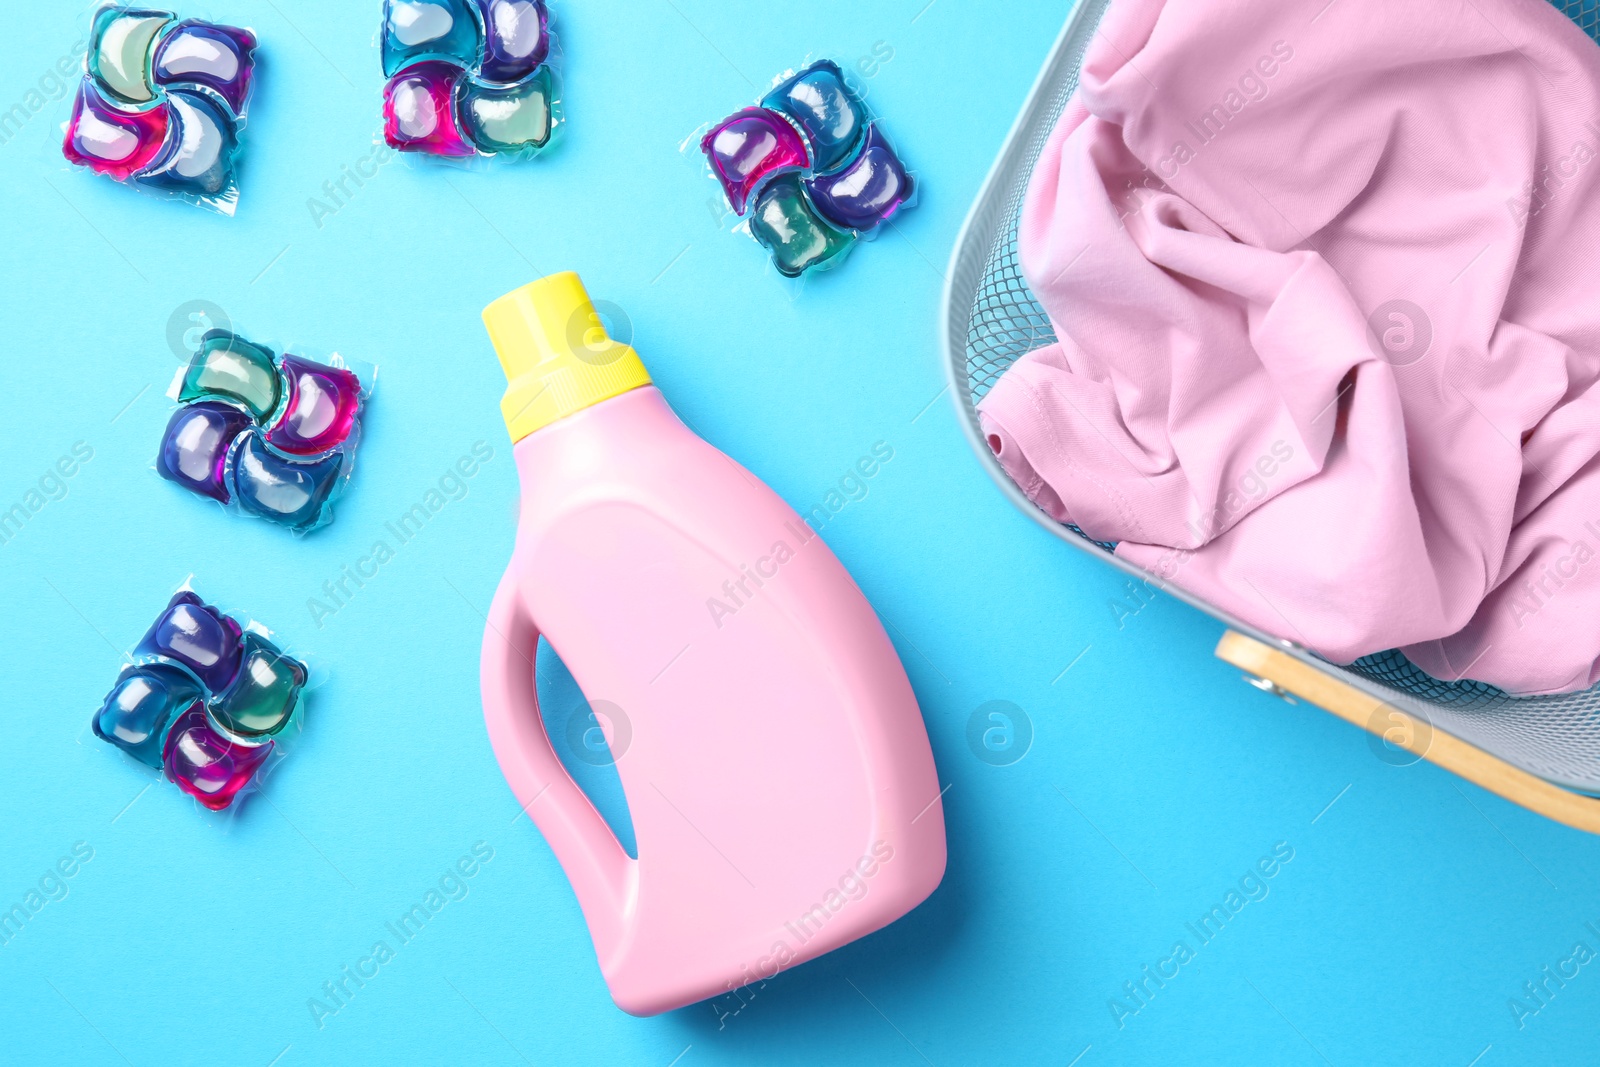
[978, 0, 1600, 694]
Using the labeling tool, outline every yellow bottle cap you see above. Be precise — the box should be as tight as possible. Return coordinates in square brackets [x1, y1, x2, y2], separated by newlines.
[482, 272, 653, 442]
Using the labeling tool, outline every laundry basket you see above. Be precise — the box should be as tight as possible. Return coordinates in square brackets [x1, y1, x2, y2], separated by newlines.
[942, 0, 1600, 833]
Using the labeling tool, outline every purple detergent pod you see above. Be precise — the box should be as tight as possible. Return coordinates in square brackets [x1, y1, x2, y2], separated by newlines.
[804, 124, 913, 231]
[62, 4, 257, 213]
[379, 0, 563, 160]
[158, 329, 373, 534]
[89, 584, 315, 816]
[696, 57, 917, 280]
[136, 590, 243, 692]
[152, 19, 257, 115]
[475, 0, 549, 84]
[156, 401, 253, 503]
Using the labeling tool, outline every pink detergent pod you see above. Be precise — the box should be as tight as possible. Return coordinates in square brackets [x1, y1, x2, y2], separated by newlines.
[383, 60, 474, 156]
[478, 273, 946, 1016]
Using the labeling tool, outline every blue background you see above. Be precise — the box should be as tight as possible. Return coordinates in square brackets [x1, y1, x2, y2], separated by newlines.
[4, 1, 1600, 1063]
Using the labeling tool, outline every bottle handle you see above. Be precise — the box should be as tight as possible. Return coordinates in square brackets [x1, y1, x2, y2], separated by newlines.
[479, 565, 633, 960]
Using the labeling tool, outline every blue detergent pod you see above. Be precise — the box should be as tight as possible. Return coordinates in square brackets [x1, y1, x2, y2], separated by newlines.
[93, 664, 203, 768]
[382, 0, 483, 77]
[761, 60, 866, 173]
[138, 90, 239, 198]
[230, 431, 345, 530]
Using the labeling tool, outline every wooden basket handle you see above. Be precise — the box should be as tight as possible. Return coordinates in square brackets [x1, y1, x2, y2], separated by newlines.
[1215, 630, 1600, 835]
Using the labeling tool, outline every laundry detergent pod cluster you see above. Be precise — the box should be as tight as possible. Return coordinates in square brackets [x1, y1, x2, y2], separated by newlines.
[91, 589, 309, 812]
[700, 59, 915, 278]
[62, 4, 256, 213]
[157, 330, 372, 533]
[380, 0, 561, 159]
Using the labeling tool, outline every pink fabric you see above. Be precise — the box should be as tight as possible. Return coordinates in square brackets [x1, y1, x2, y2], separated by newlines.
[978, 0, 1600, 694]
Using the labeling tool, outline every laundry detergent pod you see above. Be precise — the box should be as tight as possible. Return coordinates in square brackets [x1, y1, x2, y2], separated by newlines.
[804, 123, 913, 231]
[761, 59, 865, 173]
[159, 330, 372, 534]
[64, 4, 258, 213]
[89, 584, 315, 815]
[177, 330, 280, 419]
[378, 0, 562, 160]
[266, 354, 363, 456]
[230, 430, 346, 531]
[156, 400, 252, 503]
[701, 107, 809, 216]
[163, 704, 274, 811]
[63, 80, 172, 181]
[207, 631, 306, 742]
[89, 6, 172, 106]
[458, 65, 553, 154]
[384, 59, 475, 156]
[382, 0, 482, 77]
[696, 57, 916, 280]
[93, 664, 203, 769]
[750, 172, 855, 278]
[152, 18, 257, 114]
[135, 589, 243, 692]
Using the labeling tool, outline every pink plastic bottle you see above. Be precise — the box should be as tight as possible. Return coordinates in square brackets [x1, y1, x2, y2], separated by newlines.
[478, 273, 947, 1015]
